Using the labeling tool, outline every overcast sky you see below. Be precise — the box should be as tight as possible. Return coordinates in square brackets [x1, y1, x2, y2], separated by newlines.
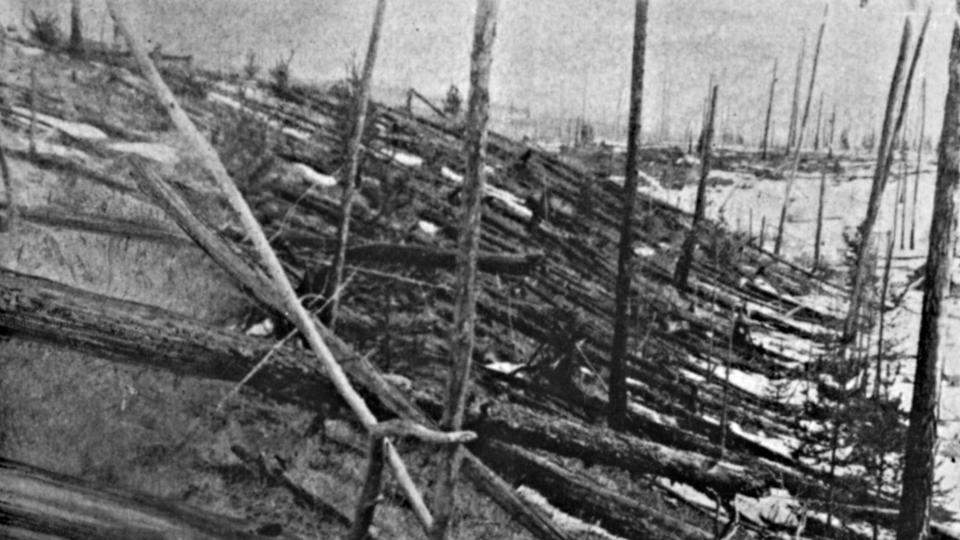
[8, 0, 955, 143]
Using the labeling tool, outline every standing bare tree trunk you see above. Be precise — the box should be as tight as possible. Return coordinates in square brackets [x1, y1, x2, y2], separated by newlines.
[761, 59, 777, 160]
[911, 77, 926, 250]
[608, 0, 649, 430]
[813, 160, 827, 270]
[674, 85, 718, 290]
[844, 14, 926, 343]
[328, 0, 387, 330]
[774, 7, 827, 255]
[786, 37, 806, 155]
[69, 0, 83, 55]
[897, 19, 960, 540]
[813, 93, 824, 151]
[431, 1, 499, 537]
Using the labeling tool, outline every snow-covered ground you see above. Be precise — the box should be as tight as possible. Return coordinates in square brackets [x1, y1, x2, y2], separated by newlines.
[654, 157, 960, 528]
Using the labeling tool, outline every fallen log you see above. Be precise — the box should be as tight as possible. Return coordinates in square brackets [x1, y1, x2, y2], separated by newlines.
[0, 267, 569, 540]
[0, 456, 301, 539]
[342, 242, 544, 275]
[474, 401, 769, 500]
[476, 440, 712, 540]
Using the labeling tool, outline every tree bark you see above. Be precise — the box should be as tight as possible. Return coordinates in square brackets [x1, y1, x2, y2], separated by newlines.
[896, 18, 960, 540]
[432, 1, 499, 537]
[609, 0, 649, 430]
[774, 6, 826, 255]
[761, 59, 777, 160]
[674, 84, 718, 290]
[0, 457, 302, 540]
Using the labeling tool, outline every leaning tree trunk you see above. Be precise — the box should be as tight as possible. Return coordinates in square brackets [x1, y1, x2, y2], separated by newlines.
[786, 36, 805, 154]
[674, 84, 718, 290]
[774, 6, 826, 255]
[431, 1, 499, 538]
[844, 15, 924, 343]
[896, 18, 960, 540]
[328, 0, 387, 330]
[608, 0, 649, 430]
[910, 77, 927, 251]
[761, 58, 777, 160]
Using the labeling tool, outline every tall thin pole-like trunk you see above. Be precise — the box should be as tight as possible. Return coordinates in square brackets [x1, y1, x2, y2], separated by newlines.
[608, 0, 648, 430]
[844, 14, 927, 343]
[69, 0, 83, 55]
[897, 18, 960, 540]
[327, 0, 387, 331]
[759, 215, 766, 249]
[910, 77, 926, 250]
[761, 58, 777, 160]
[432, 1, 499, 537]
[876, 230, 894, 399]
[774, 7, 827, 255]
[786, 37, 806, 154]
[900, 135, 910, 250]
[828, 103, 837, 157]
[813, 92, 824, 151]
[813, 160, 827, 270]
[674, 85, 718, 290]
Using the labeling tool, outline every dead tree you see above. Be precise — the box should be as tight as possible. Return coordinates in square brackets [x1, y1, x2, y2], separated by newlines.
[813, 92, 824, 151]
[774, 6, 827, 255]
[761, 58, 777, 159]
[609, 0, 649, 430]
[813, 158, 828, 270]
[910, 77, 926, 250]
[431, 1, 499, 538]
[897, 18, 960, 540]
[106, 1, 436, 533]
[328, 0, 387, 330]
[674, 84, 718, 290]
[844, 13, 926, 343]
[69, 0, 83, 55]
[786, 36, 805, 154]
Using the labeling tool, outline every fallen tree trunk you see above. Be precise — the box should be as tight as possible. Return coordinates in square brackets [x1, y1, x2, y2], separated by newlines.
[0, 456, 301, 540]
[0, 267, 570, 540]
[343, 243, 544, 275]
[476, 440, 712, 540]
[475, 401, 769, 499]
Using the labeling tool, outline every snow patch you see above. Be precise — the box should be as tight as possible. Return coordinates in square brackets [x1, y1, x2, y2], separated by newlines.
[417, 220, 440, 235]
[441, 166, 463, 184]
[392, 151, 424, 168]
[107, 142, 179, 164]
[656, 478, 719, 512]
[291, 163, 337, 188]
[12, 107, 108, 140]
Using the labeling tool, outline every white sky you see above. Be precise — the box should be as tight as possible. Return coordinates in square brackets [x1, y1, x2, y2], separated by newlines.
[5, 0, 956, 143]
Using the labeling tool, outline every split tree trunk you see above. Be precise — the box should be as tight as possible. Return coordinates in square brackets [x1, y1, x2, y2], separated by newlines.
[432, 1, 499, 537]
[674, 84, 718, 290]
[761, 59, 777, 160]
[774, 7, 826, 255]
[328, 0, 387, 330]
[896, 18, 960, 540]
[609, 0, 649, 430]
